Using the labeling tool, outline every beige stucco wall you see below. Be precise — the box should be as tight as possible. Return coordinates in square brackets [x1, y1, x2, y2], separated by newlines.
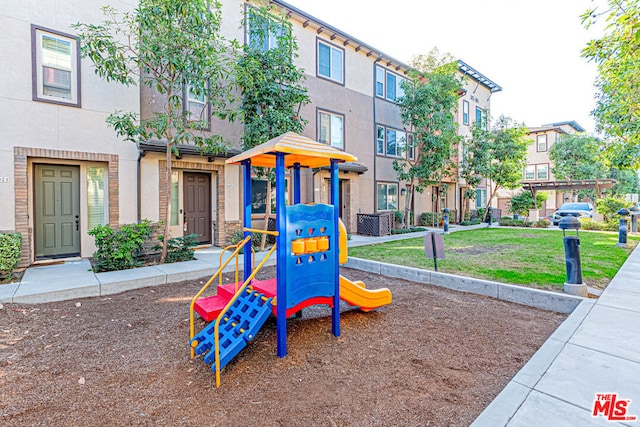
[1, 0, 139, 261]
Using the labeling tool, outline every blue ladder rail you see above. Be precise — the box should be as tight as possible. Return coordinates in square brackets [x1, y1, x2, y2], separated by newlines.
[191, 286, 273, 373]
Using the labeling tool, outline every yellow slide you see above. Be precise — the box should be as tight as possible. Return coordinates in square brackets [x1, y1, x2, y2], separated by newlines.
[339, 275, 392, 312]
[338, 218, 392, 311]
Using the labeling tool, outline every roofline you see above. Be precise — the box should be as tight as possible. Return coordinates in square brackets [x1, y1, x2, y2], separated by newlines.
[527, 126, 569, 135]
[457, 60, 502, 92]
[271, 0, 411, 73]
[545, 121, 586, 133]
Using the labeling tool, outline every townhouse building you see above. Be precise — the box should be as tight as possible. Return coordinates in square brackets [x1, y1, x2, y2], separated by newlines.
[1, 0, 499, 267]
[496, 120, 585, 218]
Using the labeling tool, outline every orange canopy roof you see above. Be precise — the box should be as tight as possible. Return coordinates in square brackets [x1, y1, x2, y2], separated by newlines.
[225, 132, 357, 168]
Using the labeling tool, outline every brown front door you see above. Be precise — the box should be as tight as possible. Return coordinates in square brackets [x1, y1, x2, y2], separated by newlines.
[183, 172, 211, 244]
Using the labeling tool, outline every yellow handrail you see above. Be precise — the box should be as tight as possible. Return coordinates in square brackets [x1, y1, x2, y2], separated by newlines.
[244, 227, 279, 237]
[218, 243, 256, 291]
[213, 242, 278, 388]
[189, 236, 251, 359]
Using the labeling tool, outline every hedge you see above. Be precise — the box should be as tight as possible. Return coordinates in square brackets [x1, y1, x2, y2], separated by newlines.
[0, 232, 22, 280]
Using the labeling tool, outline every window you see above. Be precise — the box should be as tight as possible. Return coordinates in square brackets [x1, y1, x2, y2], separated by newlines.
[319, 111, 344, 148]
[476, 189, 487, 209]
[317, 40, 343, 83]
[184, 81, 210, 129]
[251, 178, 288, 214]
[475, 107, 487, 130]
[376, 125, 406, 157]
[170, 172, 179, 226]
[462, 100, 469, 125]
[376, 66, 385, 97]
[524, 165, 535, 180]
[377, 183, 398, 211]
[32, 25, 80, 106]
[87, 167, 105, 229]
[246, 8, 286, 52]
[386, 128, 406, 157]
[377, 125, 385, 154]
[536, 164, 549, 180]
[537, 134, 548, 152]
[376, 65, 405, 102]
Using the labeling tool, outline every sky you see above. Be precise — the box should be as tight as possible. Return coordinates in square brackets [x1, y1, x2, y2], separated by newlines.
[283, 0, 605, 134]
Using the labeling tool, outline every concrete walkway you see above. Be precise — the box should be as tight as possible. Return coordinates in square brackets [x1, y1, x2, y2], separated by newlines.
[1, 224, 639, 425]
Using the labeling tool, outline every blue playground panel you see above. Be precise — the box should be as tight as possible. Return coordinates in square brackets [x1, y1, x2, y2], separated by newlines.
[191, 287, 273, 372]
[285, 203, 337, 310]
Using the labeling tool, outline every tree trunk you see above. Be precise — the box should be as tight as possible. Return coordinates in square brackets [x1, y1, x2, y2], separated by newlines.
[260, 180, 272, 251]
[404, 184, 413, 229]
[160, 144, 172, 264]
[483, 184, 500, 222]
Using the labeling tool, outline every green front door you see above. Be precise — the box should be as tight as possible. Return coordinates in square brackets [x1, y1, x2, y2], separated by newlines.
[34, 164, 80, 258]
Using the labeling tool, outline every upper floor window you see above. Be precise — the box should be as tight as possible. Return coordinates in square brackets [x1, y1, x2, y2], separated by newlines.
[376, 125, 406, 158]
[318, 110, 344, 148]
[524, 165, 535, 180]
[184, 81, 210, 130]
[376, 65, 405, 102]
[536, 164, 549, 180]
[32, 25, 81, 107]
[317, 40, 343, 84]
[537, 134, 548, 152]
[462, 100, 469, 125]
[475, 107, 487, 130]
[246, 8, 287, 52]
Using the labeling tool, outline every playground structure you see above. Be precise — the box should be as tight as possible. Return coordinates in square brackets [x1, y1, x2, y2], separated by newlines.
[189, 132, 392, 387]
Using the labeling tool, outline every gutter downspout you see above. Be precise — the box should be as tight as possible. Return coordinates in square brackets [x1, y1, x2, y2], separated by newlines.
[373, 54, 383, 213]
[136, 141, 142, 223]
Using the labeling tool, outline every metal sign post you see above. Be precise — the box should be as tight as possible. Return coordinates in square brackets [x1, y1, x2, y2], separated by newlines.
[424, 231, 445, 271]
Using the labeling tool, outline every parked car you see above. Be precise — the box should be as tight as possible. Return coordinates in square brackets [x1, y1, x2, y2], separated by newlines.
[552, 202, 595, 225]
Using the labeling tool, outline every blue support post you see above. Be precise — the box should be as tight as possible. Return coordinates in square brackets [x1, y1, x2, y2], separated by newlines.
[330, 159, 341, 338]
[275, 153, 287, 357]
[243, 160, 252, 282]
[293, 163, 301, 205]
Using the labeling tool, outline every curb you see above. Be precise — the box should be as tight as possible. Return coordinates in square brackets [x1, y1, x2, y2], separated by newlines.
[344, 257, 585, 314]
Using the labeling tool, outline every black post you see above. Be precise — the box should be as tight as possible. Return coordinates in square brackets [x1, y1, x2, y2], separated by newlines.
[487, 206, 493, 227]
[443, 208, 450, 234]
[630, 206, 639, 233]
[563, 235, 583, 284]
[431, 233, 438, 272]
[617, 208, 630, 248]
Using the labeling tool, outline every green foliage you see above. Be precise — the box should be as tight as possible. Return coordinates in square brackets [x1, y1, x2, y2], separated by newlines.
[596, 196, 629, 222]
[89, 221, 154, 272]
[609, 167, 640, 196]
[164, 234, 199, 263]
[0, 232, 22, 280]
[580, 218, 618, 231]
[236, 5, 310, 183]
[582, 0, 640, 168]
[391, 227, 427, 234]
[75, 0, 236, 263]
[460, 219, 481, 226]
[394, 49, 462, 191]
[508, 191, 548, 217]
[230, 230, 262, 253]
[420, 212, 443, 226]
[466, 116, 530, 217]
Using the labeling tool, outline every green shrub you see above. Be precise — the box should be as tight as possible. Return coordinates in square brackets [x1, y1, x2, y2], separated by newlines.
[460, 219, 481, 226]
[391, 227, 427, 234]
[499, 218, 513, 226]
[580, 218, 618, 231]
[420, 212, 443, 226]
[0, 232, 22, 280]
[230, 230, 262, 253]
[531, 218, 550, 228]
[164, 233, 199, 263]
[89, 220, 154, 272]
[596, 197, 628, 222]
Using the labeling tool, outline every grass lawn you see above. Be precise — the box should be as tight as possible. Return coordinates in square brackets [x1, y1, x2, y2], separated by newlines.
[349, 227, 640, 290]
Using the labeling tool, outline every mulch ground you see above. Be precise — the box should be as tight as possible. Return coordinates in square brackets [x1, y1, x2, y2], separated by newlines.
[0, 266, 566, 426]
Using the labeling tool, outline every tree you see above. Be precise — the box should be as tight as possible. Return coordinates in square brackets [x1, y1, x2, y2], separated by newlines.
[549, 134, 606, 181]
[394, 48, 462, 227]
[467, 116, 529, 219]
[235, 5, 310, 248]
[75, 0, 237, 263]
[508, 191, 547, 218]
[581, 0, 640, 169]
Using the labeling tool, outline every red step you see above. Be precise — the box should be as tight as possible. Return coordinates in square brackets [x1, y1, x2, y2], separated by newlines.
[194, 283, 242, 322]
